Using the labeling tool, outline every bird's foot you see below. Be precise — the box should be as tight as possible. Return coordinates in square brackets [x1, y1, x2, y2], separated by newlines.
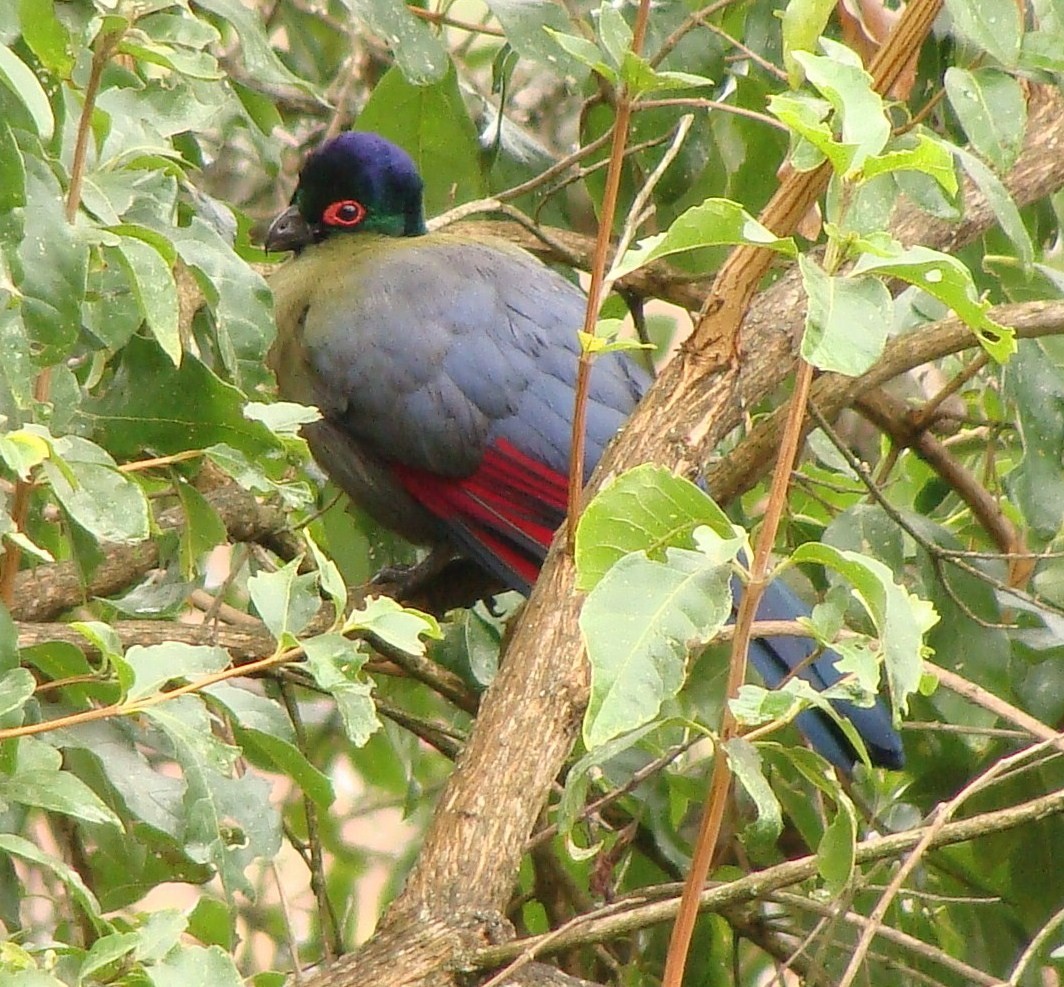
[372, 545, 458, 597]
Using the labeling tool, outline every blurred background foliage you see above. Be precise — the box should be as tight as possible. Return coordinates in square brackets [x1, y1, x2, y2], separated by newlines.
[0, 0, 1063, 984]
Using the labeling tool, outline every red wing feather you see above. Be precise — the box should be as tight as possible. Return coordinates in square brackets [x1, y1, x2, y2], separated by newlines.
[391, 439, 567, 591]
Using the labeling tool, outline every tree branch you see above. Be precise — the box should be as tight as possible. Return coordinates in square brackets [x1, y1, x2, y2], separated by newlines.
[13, 483, 299, 622]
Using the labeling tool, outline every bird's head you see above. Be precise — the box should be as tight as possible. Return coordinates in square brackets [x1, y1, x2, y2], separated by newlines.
[265, 131, 428, 253]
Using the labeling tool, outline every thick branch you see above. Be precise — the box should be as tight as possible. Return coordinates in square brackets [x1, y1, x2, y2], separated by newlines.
[707, 298, 1064, 503]
[14, 484, 298, 622]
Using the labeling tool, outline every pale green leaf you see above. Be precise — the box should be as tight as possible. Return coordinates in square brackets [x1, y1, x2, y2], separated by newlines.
[582, 548, 732, 748]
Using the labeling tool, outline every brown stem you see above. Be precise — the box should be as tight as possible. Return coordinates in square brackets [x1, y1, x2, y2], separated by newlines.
[566, 0, 654, 544]
[662, 360, 815, 986]
[68, 28, 124, 224]
[0, 24, 125, 608]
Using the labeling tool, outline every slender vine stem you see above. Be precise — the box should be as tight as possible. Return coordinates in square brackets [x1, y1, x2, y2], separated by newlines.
[565, 0, 654, 546]
[0, 24, 125, 609]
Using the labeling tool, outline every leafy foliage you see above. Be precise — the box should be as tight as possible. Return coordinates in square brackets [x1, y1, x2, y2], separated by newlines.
[1, 0, 1063, 984]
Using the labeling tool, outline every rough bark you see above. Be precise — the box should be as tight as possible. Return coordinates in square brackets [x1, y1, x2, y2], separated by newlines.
[13, 484, 297, 622]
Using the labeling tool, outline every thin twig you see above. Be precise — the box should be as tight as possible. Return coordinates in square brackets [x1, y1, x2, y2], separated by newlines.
[636, 97, 786, 131]
[407, 5, 505, 35]
[472, 786, 1064, 967]
[771, 891, 1004, 987]
[1006, 901, 1064, 986]
[280, 681, 343, 960]
[662, 359, 816, 987]
[929, 662, 1064, 751]
[836, 736, 1061, 987]
[604, 114, 694, 293]
[565, 0, 655, 546]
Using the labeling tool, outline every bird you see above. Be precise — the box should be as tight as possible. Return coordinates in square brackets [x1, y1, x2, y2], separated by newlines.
[265, 130, 904, 773]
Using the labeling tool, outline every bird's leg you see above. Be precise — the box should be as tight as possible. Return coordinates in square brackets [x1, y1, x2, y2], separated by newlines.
[372, 543, 459, 595]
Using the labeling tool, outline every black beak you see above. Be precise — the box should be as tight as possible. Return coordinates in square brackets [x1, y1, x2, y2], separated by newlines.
[264, 205, 316, 253]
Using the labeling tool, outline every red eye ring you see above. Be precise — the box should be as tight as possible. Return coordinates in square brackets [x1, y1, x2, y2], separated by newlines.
[323, 199, 367, 228]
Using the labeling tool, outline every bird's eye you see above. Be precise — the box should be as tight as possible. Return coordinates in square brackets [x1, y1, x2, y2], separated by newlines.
[323, 199, 367, 227]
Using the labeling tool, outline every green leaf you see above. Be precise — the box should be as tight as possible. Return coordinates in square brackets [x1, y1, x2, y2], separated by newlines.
[945, 0, 1022, 67]
[115, 234, 181, 363]
[860, 133, 959, 196]
[487, 0, 589, 79]
[244, 401, 321, 434]
[945, 67, 1026, 173]
[18, 0, 74, 77]
[82, 335, 279, 459]
[543, 30, 616, 83]
[725, 737, 783, 855]
[17, 158, 88, 362]
[789, 543, 936, 713]
[145, 697, 281, 901]
[729, 682, 805, 727]
[780, 0, 837, 86]
[581, 548, 733, 748]
[0, 667, 34, 720]
[793, 41, 890, 172]
[817, 797, 856, 893]
[231, 79, 282, 135]
[247, 559, 320, 648]
[205, 443, 311, 509]
[620, 52, 712, 96]
[339, 0, 447, 84]
[71, 620, 124, 668]
[597, 2, 631, 68]
[0, 510, 54, 564]
[303, 528, 346, 615]
[799, 256, 893, 375]
[1004, 338, 1064, 539]
[138, 12, 221, 51]
[238, 727, 334, 808]
[953, 145, 1033, 267]
[356, 66, 486, 217]
[0, 833, 101, 923]
[2, 737, 123, 828]
[186, 897, 232, 950]
[144, 943, 243, 987]
[0, 425, 49, 479]
[1019, 28, 1064, 73]
[575, 463, 735, 591]
[205, 683, 334, 808]
[43, 436, 150, 544]
[134, 910, 191, 964]
[0, 604, 16, 675]
[557, 720, 663, 834]
[579, 321, 654, 356]
[0, 119, 25, 216]
[124, 643, 229, 703]
[301, 634, 379, 747]
[191, 0, 319, 94]
[613, 199, 796, 279]
[174, 480, 227, 578]
[79, 932, 141, 982]
[770, 91, 855, 174]
[2, 971, 67, 987]
[0, 44, 54, 139]
[171, 218, 274, 373]
[50, 719, 185, 838]
[852, 243, 1016, 361]
[344, 596, 441, 654]
[118, 33, 223, 81]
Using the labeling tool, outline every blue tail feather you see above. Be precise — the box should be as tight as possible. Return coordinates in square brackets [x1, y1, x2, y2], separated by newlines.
[743, 577, 904, 772]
